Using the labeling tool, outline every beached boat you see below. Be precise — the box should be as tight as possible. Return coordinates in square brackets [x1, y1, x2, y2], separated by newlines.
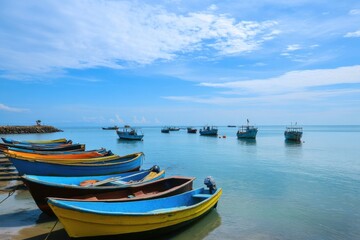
[4, 151, 121, 164]
[0, 142, 85, 152]
[187, 127, 197, 134]
[284, 125, 303, 142]
[1, 137, 69, 145]
[22, 167, 172, 215]
[116, 127, 144, 140]
[7, 152, 144, 176]
[161, 127, 170, 133]
[102, 126, 119, 130]
[199, 126, 218, 136]
[48, 180, 222, 238]
[237, 120, 258, 139]
[6, 147, 109, 155]
[3, 148, 111, 160]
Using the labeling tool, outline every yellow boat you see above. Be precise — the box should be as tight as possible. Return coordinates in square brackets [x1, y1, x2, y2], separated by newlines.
[48, 185, 222, 238]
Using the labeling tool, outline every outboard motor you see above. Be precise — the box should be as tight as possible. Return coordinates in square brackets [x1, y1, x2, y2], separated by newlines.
[150, 165, 161, 173]
[204, 176, 217, 194]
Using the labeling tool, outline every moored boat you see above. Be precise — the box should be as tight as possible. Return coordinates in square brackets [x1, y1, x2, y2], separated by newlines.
[102, 126, 119, 130]
[3, 148, 111, 160]
[284, 125, 303, 142]
[0, 142, 85, 152]
[22, 167, 170, 215]
[161, 127, 170, 133]
[48, 177, 221, 238]
[169, 126, 180, 131]
[1, 137, 69, 145]
[187, 127, 197, 134]
[7, 152, 144, 176]
[199, 126, 218, 136]
[116, 127, 144, 140]
[237, 120, 258, 139]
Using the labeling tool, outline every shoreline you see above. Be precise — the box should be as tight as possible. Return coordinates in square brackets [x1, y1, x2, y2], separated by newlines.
[0, 126, 63, 134]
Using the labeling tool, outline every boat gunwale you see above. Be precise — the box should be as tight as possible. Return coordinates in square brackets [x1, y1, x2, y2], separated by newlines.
[48, 187, 222, 216]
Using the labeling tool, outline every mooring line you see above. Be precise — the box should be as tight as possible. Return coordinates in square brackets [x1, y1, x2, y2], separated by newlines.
[0, 189, 15, 204]
[44, 220, 59, 240]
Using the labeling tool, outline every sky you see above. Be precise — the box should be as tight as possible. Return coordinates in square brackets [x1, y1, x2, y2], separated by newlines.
[1, 0, 360, 126]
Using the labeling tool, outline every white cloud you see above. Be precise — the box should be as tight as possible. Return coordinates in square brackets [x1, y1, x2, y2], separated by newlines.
[349, 9, 360, 15]
[0, 1, 279, 77]
[0, 103, 29, 112]
[286, 44, 301, 51]
[110, 114, 125, 124]
[164, 65, 360, 105]
[344, 30, 360, 38]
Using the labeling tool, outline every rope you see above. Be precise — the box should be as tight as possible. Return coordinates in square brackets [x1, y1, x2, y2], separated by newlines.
[0, 189, 15, 204]
[44, 220, 58, 240]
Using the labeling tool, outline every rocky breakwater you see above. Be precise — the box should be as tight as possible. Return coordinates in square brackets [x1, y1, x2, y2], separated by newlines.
[0, 125, 63, 134]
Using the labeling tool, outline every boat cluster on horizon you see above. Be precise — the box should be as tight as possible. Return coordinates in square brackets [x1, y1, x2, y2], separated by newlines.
[0, 137, 222, 238]
[160, 120, 303, 142]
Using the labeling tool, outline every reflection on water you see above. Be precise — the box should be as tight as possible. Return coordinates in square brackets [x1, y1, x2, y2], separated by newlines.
[238, 139, 256, 145]
[163, 210, 222, 240]
[117, 139, 144, 144]
[284, 139, 302, 147]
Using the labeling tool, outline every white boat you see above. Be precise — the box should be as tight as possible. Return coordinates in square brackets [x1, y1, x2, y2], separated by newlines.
[284, 124, 303, 142]
[116, 127, 144, 141]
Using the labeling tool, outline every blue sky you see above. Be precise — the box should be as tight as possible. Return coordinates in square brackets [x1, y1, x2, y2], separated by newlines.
[1, 0, 360, 126]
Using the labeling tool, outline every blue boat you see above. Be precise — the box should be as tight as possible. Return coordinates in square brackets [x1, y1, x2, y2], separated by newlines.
[237, 120, 258, 139]
[7, 152, 144, 176]
[199, 126, 218, 136]
[48, 178, 222, 238]
[22, 166, 166, 215]
[116, 127, 144, 140]
[161, 127, 170, 133]
[284, 125, 303, 142]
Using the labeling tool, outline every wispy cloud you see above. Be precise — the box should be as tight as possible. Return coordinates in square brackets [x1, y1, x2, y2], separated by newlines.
[349, 9, 360, 15]
[0, 103, 29, 112]
[0, 1, 279, 77]
[164, 65, 360, 105]
[344, 30, 360, 38]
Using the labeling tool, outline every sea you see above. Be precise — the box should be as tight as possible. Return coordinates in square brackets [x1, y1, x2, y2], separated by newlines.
[0, 125, 360, 240]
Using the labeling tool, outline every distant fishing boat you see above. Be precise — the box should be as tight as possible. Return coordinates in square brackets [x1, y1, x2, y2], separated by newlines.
[7, 152, 144, 176]
[199, 126, 218, 136]
[284, 124, 303, 142]
[187, 127, 197, 133]
[227, 125, 236, 128]
[116, 127, 144, 141]
[237, 119, 258, 139]
[48, 177, 222, 238]
[102, 126, 119, 130]
[22, 167, 170, 215]
[169, 126, 180, 131]
[161, 127, 170, 133]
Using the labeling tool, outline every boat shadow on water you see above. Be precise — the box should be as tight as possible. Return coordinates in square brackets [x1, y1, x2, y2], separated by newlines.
[117, 139, 144, 144]
[237, 138, 256, 145]
[284, 139, 303, 147]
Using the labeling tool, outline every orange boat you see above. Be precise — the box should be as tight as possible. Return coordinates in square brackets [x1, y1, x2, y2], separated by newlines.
[3, 149, 108, 160]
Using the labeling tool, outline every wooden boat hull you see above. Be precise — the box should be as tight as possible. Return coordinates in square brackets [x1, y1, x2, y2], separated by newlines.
[116, 130, 144, 140]
[187, 128, 197, 133]
[1, 137, 69, 144]
[0, 142, 85, 152]
[22, 170, 169, 215]
[48, 187, 222, 238]
[161, 129, 170, 133]
[8, 153, 144, 176]
[4, 149, 107, 159]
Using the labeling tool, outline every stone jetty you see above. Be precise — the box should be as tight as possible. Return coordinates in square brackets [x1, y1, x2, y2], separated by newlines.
[0, 125, 63, 134]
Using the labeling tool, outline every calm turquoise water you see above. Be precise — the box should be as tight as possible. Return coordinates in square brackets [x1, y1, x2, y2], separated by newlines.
[1, 125, 360, 239]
